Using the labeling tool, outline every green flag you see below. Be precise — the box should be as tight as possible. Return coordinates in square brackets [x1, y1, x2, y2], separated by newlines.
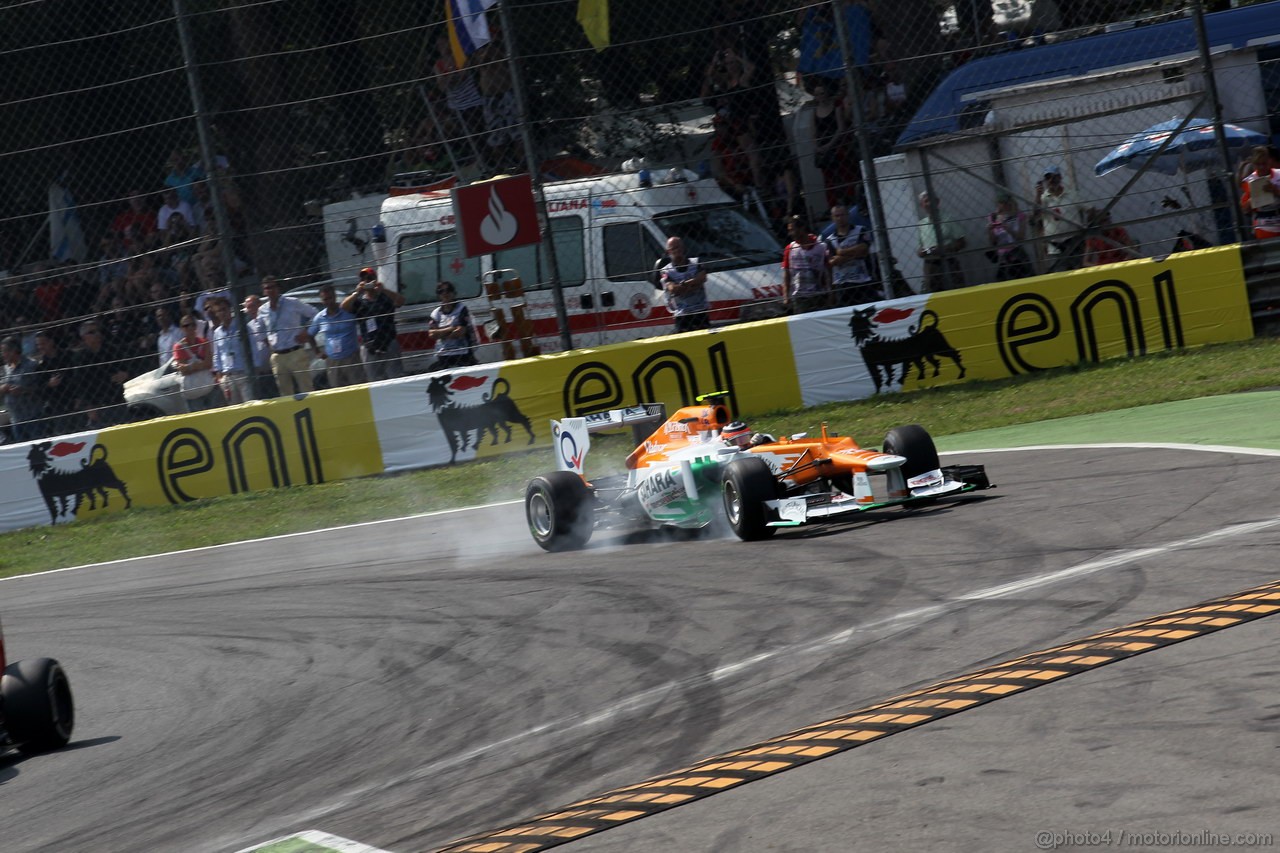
[577, 0, 609, 51]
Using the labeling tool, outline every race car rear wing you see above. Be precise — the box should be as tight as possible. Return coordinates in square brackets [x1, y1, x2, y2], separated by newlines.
[552, 403, 667, 475]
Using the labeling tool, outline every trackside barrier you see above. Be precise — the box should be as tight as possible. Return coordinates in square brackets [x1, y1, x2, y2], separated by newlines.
[0, 246, 1252, 534]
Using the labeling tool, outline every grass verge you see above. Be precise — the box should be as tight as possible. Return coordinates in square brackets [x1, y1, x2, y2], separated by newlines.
[3, 337, 1279, 578]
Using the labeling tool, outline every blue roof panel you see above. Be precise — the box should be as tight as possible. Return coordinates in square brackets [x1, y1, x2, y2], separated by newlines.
[896, 2, 1279, 148]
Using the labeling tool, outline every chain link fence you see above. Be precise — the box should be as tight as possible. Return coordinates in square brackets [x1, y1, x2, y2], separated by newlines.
[1, 0, 1275, 441]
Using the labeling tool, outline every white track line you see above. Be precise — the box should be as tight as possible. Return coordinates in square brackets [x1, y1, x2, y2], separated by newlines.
[7, 442, 1279, 583]
[946, 442, 1280, 457]
[234, 830, 393, 853]
[0, 500, 521, 582]
[273, 512, 1280, 828]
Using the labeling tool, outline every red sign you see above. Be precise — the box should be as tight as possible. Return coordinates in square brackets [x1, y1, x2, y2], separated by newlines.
[451, 174, 541, 258]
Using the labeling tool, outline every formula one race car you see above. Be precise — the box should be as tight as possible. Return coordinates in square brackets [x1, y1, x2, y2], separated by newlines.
[0, 619, 74, 756]
[525, 392, 992, 551]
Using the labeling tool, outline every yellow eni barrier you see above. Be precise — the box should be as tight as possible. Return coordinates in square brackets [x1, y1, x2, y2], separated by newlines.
[0, 388, 384, 531]
[0, 246, 1252, 532]
[787, 245, 1253, 406]
[366, 315, 802, 475]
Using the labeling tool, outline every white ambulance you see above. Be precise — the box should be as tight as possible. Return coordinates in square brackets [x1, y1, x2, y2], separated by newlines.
[371, 169, 786, 370]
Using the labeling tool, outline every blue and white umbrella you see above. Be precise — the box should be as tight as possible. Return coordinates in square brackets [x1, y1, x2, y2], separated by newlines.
[1093, 117, 1267, 177]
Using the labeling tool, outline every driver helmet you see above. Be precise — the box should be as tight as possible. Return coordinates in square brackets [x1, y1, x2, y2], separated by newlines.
[721, 421, 752, 449]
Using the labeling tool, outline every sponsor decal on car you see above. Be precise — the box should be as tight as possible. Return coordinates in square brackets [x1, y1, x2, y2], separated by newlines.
[637, 467, 683, 511]
[907, 469, 945, 489]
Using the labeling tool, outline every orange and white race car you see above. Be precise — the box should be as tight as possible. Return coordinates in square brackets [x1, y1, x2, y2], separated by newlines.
[525, 392, 992, 550]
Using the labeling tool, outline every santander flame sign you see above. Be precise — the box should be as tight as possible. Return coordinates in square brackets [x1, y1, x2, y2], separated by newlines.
[451, 173, 541, 258]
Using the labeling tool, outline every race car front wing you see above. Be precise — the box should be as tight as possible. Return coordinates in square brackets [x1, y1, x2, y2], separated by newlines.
[765, 464, 993, 527]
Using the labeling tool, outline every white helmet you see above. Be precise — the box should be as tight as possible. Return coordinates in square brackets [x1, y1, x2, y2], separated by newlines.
[721, 421, 752, 449]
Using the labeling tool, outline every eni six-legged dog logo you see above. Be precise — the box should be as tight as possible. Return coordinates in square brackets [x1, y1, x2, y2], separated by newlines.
[26, 440, 132, 524]
[426, 374, 536, 463]
[849, 305, 966, 393]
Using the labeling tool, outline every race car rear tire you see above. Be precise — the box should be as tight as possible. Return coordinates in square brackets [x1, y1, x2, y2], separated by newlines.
[526, 472, 595, 552]
[883, 424, 940, 480]
[721, 457, 778, 541]
[2, 657, 74, 754]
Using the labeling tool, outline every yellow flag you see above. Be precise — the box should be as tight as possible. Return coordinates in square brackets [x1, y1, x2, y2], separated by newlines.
[577, 0, 609, 52]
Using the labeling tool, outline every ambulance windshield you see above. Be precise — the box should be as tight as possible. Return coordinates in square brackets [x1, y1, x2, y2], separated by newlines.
[654, 204, 781, 271]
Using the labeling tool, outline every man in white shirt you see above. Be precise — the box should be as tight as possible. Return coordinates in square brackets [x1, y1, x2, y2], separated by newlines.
[154, 306, 184, 368]
[916, 191, 967, 292]
[259, 276, 318, 395]
[206, 296, 253, 404]
[156, 188, 195, 233]
[241, 294, 279, 398]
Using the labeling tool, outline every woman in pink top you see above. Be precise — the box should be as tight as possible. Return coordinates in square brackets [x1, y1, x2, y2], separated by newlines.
[172, 312, 215, 412]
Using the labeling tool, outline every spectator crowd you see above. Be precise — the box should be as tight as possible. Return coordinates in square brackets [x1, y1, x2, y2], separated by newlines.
[0, 148, 412, 441]
[7, 3, 1272, 442]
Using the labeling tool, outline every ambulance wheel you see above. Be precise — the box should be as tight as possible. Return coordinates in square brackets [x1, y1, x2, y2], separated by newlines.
[883, 424, 940, 480]
[526, 472, 594, 552]
[721, 457, 778, 541]
[2, 657, 74, 754]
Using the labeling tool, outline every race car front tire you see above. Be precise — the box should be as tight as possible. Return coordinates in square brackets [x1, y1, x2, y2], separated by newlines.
[721, 456, 778, 541]
[2, 657, 74, 754]
[883, 424, 940, 480]
[526, 472, 595, 552]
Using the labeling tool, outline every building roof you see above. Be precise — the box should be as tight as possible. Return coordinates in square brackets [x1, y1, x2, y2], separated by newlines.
[897, 2, 1280, 149]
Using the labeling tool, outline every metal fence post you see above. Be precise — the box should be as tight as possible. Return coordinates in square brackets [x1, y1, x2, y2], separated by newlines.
[173, 0, 258, 390]
[830, 0, 896, 298]
[1192, 0, 1250, 244]
[497, 0, 572, 352]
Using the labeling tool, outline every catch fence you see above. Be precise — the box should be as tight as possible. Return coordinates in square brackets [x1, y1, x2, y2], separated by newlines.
[0, 0, 1274, 441]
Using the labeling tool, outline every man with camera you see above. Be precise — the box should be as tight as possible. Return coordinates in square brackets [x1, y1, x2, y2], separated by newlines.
[1031, 164, 1081, 271]
[342, 267, 405, 382]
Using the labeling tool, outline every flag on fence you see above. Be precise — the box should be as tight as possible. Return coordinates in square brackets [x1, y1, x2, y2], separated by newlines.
[577, 0, 610, 52]
[48, 177, 85, 263]
[446, 0, 499, 68]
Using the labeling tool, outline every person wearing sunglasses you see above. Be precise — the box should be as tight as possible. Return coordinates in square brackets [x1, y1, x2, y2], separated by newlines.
[72, 322, 130, 426]
[172, 313, 218, 412]
[426, 281, 478, 370]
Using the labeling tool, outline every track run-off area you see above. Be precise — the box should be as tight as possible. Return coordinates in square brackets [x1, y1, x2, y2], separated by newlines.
[2, 392, 1279, 853]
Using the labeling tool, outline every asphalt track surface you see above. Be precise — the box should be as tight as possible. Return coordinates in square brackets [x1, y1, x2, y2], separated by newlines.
[2, 393, 1279, 853]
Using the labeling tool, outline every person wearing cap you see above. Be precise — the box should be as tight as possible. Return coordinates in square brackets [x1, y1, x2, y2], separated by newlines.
[342, 267, 405, 382]
[1032, 164, 1080, 270]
